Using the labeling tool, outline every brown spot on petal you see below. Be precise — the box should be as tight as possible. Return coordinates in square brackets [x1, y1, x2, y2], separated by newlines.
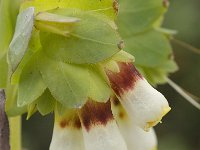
[112, 96, 120, 106]
[60, 119, 68, 128]
[79, 100, 114, 131]
[118, 111, 125, 119]
[73, 116, 82, 129]
[106, 62, 143, 96]
[59, 112, 81, 129]
[113, 0, 119, 14]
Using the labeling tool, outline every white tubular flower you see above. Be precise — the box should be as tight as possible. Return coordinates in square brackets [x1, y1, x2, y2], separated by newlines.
[50, 110, 84, 150]
[105, 62, 171, 130]
[111, 97, 158, 150]
[78, 100, 128, 150]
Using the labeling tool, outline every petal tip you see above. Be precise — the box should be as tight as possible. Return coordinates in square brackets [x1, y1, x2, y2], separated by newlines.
[144, 106, 171, 131]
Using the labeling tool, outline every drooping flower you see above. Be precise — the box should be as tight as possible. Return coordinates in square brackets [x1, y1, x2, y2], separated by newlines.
[111, 97, 158, 150]
[50, 92, 162, 150]
[50, 110, 84, 150]
[50, 100, 128, 150]
[105, 61, 171, 130]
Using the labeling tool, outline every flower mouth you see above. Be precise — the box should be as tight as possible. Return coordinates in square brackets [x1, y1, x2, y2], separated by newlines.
[145, 107, 171, 131]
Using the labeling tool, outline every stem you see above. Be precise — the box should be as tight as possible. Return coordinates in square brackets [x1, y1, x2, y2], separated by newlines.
[9, 116, 21, 150]
[167, 78, 200, 110]
[172, 38, 200, 55]
[0, 89, 10, 150]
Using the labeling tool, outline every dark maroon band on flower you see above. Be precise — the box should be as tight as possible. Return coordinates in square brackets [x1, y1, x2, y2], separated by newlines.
[79, 100, 114, 132]
[106, 62, 143, 96]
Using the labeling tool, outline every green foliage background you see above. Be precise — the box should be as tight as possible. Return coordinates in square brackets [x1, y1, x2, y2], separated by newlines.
[21, 0, 200, 150]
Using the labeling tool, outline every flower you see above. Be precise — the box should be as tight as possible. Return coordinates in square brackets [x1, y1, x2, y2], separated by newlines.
[1, 1, 171, 149]
[111, 97, 158, 150]
[105, 61, 171, 131]
[50, 100, 127, 150]
[50, 60, 170, 150]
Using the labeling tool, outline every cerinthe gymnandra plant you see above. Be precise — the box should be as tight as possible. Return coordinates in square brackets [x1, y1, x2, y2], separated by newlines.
[1, 0, 198, 150]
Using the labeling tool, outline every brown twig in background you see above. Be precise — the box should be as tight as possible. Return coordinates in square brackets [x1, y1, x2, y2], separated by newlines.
[0, 89, 10, 150]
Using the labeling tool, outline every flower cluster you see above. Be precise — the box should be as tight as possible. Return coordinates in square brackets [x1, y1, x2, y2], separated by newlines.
[50, 61, 171, 150]
[0, 1, 172, 150]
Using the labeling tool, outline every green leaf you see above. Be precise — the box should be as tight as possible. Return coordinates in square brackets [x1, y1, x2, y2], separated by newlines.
[35, 12, 81, 36]
[8, 7, 35, 72]
[123, 30, 178, 85]
[38, 52, 91, 108]
[88, 67, 111, 102]
[35, 12, 80, 23]
[27, 101, 37, 119]
[124, 30, 172, 67]
[116, 0, 178, 85]
[137, 60, 178, 85]
[17, 53, 47, 107]
[11, 29, 41, 84]
[40, 9, 121, 64]
[110, 50, 135, 62]
[117, 0, 165, 36]
[20, 0, 117, 19]
[36, 89, 56, 115]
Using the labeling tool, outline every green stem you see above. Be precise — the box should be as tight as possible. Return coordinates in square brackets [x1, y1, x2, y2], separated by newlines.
[9, 116, 21, 150]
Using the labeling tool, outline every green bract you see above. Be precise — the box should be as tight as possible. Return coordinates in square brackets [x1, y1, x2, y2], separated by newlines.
[1, 0, 121, 116]
[20, 0, 117, 18]
[17, 53, 46, 107]
[40, 9, 121, 64]
[0, 0, 178, 117]
[36, 89, 56, 116]
[8, 7, 34, 73]
[117, 0, 178, 85]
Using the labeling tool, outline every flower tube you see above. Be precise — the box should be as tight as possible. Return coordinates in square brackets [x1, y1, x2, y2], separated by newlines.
[105, 62, 171, 130]
[78, 100, 127, 150]
[50, 110, 84, 150]
[111, 97, 158, 150]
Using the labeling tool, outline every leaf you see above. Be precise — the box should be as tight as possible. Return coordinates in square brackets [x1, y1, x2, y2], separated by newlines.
[20, 0, 117, 19]
[11, 29, 41, 84]
[27, 101, 37, 119]
[124, 30, 172, 67]
[36, 12, 80, 23]
[38, 52, 91, 108]
[116, 0, 178, 85]
[35, 12, 81, 36]
[8, 7, 35, 72]
[137, 60, 178, 85]
[36, 89, 56, 116]
[40, 9, 121, 64]
[17, 53, 47, 107]
[117, 0, 165, 36]
[88, 67, 111, 102]
[110, 50, 135, 62]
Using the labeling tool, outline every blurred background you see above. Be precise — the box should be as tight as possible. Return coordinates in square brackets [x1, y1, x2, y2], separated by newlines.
[156, 0, 200, 150]
[21, 0, 200, 149]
